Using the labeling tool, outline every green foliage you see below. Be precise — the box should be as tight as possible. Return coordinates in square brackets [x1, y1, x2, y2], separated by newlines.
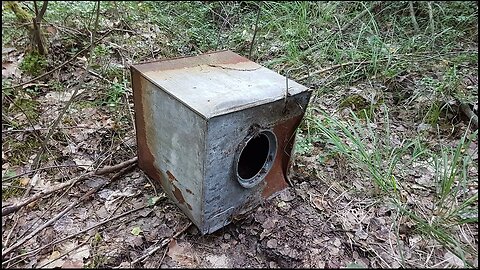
[3, 135, 41, 166]
[12, 98, 40, 121]
[310, 107, 477, 267]
[105, 82, 126, 107]
[311, 108, 411, 195]
[2, 177, 22, 201]
[293, 132, 313, 156]
[434, 129, 478, 222]
[19, 51, 47, 77]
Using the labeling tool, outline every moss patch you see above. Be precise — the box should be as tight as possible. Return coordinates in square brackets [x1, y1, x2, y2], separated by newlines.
[19, 51, 48, 77]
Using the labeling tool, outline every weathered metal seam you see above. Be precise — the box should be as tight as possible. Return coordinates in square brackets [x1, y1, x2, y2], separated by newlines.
[132, 49, 231, 69]
[201, 116, 209, 231]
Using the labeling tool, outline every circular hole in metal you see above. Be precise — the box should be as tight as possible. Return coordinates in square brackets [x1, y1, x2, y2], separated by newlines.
[236, 130, 277, 188]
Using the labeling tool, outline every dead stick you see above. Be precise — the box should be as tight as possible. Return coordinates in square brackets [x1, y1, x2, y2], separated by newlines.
[248, 1, 262, 59]
[131, 222, 192, 265]
[30, 1, 101, 171]
[1, 163, 136, 258]
[1, 157, 137, 216]
[2, 30, 112, 91]
[2, 163, 93, 182]
[341, 1, 381, 33]
[36, 238, 90, 269]
[157, 245, 169, 268]
[2, 125, 93, 134]
[2, 203, 148, 266]
[95, 156, 138, 175]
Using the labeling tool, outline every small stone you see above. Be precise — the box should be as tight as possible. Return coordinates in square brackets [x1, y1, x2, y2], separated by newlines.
[277, 201, 287, 208]
[269, 261, 278, 268]
[224, 233, 231, 240]
[333, 238, 341, 247]
[266, 239, 278, 249]
[355, 228, 368, 240]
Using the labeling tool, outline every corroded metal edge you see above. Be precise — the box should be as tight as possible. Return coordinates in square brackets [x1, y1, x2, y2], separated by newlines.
[132, 66, 204, 230]
[132, 50, 250, 73]
[131, 50, 253, 120]
[131, 66, 163, 183]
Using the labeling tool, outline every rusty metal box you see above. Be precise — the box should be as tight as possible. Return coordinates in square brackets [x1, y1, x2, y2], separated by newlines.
[131, 50, 311, 234]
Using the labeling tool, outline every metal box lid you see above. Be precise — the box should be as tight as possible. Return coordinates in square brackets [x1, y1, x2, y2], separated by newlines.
[131, 50, 309, 118]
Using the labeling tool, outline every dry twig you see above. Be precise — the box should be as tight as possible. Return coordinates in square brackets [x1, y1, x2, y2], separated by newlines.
[1, 162, 136, 258]
[303, 1, 384, 56]
[30, 1, 101, 171]
[36, 238, 90, 268]
[2, 29, 112, 91]
[296, 60, 375, 81]
[2, 201, 149, 266]
[248, 1, 262, 59]
[130, 222, 193, 265]
[1, 157, 137, 216]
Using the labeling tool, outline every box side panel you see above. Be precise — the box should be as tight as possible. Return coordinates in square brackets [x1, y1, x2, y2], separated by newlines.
[202, 91, 311, 234]
[132, 67, 205, 227]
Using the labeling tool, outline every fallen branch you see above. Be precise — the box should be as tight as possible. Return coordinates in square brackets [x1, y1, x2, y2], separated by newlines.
[460, 103, 478, 129]
[36, 238, 90, 269]
[130, 222, 193, 265]
[95, 157, 138, 175]
[1, 162, 136, 258]
[2, 125, 92, 134]
[2, 163, 93, 182]
[340, 1, 382, 33]
[2, 201, 149, 266]
[1, 157, 137, 216]
[1, 30, 111, 91]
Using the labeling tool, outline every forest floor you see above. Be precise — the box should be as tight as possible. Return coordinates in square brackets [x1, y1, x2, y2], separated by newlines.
[2, 1, 478, 268]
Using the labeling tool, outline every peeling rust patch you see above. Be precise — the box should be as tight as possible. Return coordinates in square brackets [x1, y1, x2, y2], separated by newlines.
[131, 67, 164, 184]
[166, 170, 176, 183]
[172, 184, 186, 204]
[262, 115, 305, 198]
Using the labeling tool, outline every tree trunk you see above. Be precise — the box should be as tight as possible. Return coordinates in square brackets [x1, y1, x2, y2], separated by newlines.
[5, 1, 49, 55]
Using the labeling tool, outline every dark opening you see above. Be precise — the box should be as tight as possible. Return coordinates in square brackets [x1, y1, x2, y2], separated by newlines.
[237, 134, 270, 180]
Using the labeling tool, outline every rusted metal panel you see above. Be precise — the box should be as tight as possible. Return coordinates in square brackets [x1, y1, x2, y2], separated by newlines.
[131, 72, 206, 228]
[203, 92, 310, 233]
[131, 50, 311, 234]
